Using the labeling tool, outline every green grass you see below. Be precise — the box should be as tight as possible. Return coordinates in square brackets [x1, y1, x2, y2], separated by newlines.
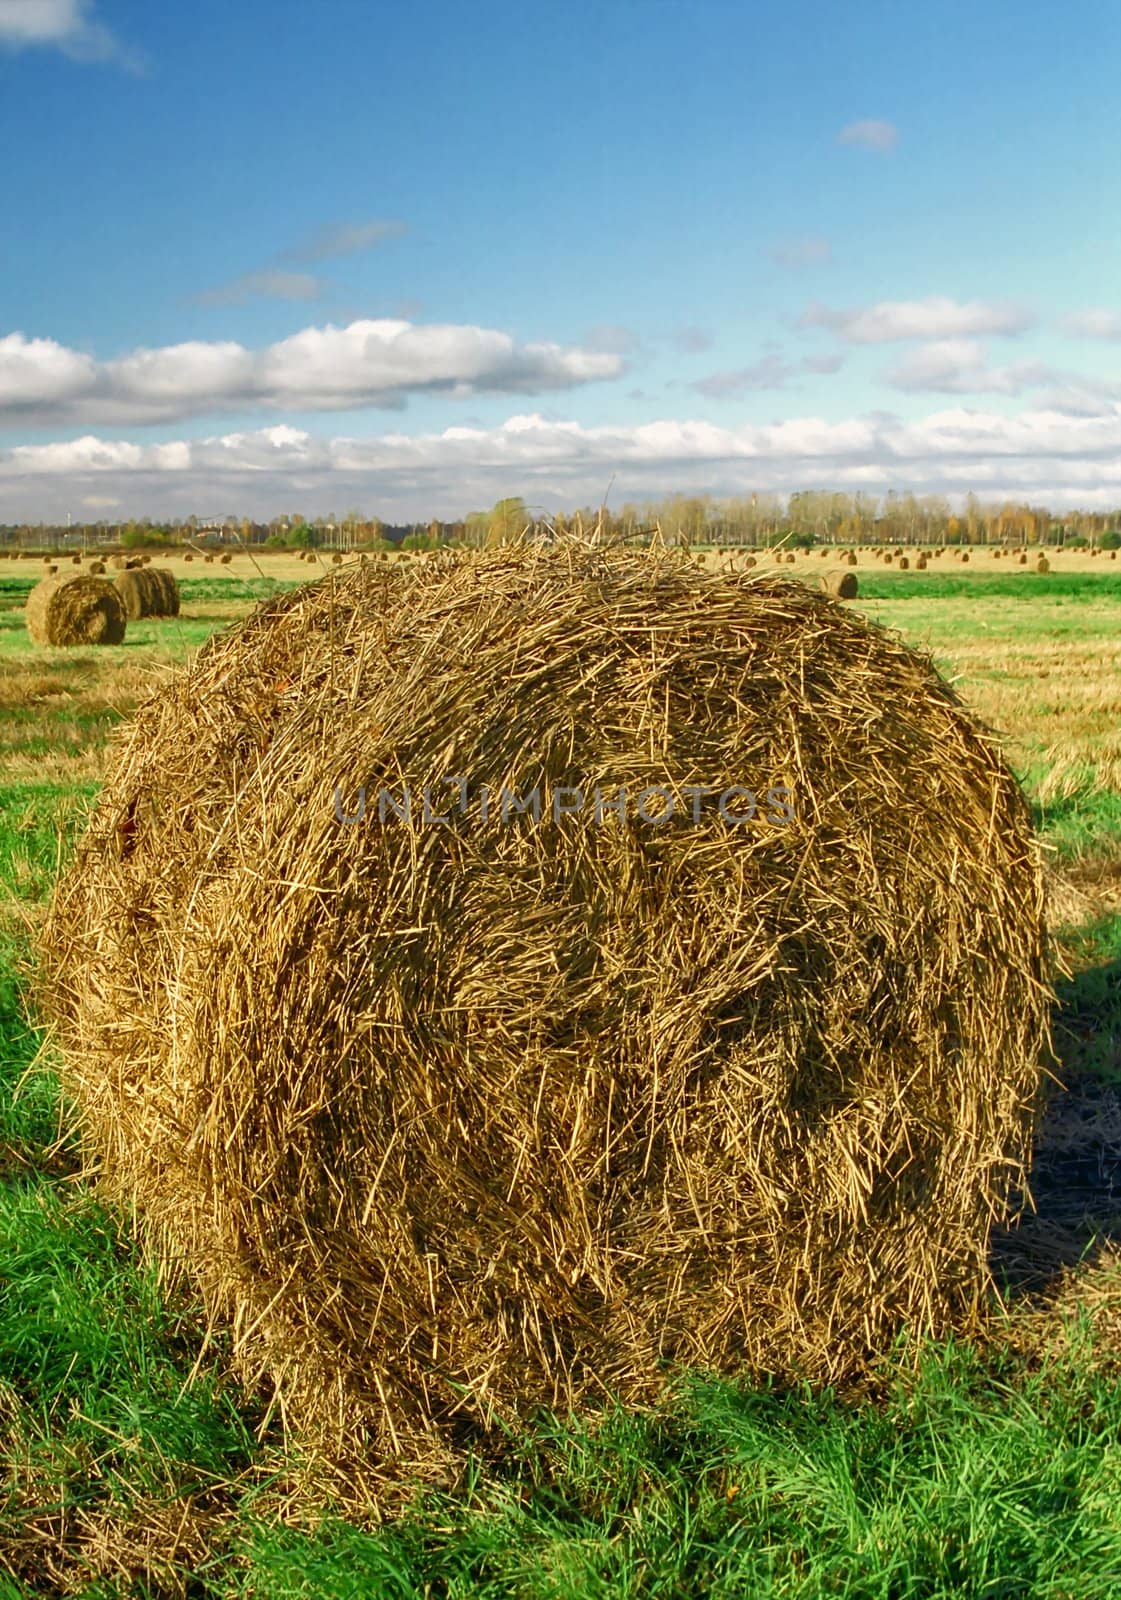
[1, 574, 1120, 1595]
[854, 572, 1121, 602]
[232, 1346, 1121, 1599]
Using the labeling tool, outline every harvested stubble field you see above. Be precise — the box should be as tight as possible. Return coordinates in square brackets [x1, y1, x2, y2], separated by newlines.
[1, 550, 1120, 1597]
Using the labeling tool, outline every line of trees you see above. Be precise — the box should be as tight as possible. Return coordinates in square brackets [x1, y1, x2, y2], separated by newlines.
[2, 492, 1119, 553]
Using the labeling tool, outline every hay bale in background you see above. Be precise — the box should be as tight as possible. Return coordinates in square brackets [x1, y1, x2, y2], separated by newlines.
[898, 557, 910, 570]
[801, 569, 859, 600]
[109, 555, 129, 570]
[25, 575, 127, 647]
[332, 552, 344, 565]
[45, 564, 59, 576]
[1036, 557, 1051, 574]
[89, 560, 106, 575]
[916, 556, 928, 570]
[184, 552, 195, 563]
[113, 566, 179, 620]
[220, 552, 232, 564]
[39, 545, 1049, 1493]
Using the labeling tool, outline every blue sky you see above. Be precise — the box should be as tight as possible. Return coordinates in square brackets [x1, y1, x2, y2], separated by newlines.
[1, 0, 1119, 519]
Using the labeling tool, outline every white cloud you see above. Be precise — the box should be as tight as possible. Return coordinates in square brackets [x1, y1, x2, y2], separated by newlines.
[800, 296, 1034, 343]
[0, 0, 144, 70]
[0, 332, 97, 404]
[5, 403, 1119, 520]
[0, 318, 626, 426]
[836, 119, 898, 152]
[769, 235, 832, 269]
[284, 219, 407, 263]
[194, 271, 328, 307]
[1061, 308, 1121, 340]
[883, 339, 1050, 395]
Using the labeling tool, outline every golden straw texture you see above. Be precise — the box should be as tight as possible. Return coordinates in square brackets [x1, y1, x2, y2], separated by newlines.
[38, 543, 1050, 1497]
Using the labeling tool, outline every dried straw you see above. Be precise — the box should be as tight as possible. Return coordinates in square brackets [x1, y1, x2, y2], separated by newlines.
[112, 567, 180, 620]
[38, 543, 1050, 1499]
[25, 575, 127, 647]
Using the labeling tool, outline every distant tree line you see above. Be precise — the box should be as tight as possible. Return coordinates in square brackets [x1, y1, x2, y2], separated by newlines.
[2, 492, 1119, 553]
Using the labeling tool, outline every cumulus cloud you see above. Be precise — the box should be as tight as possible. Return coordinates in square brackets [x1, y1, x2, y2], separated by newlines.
[0, 318, 626, 426]
[836, 119, 898, 152]
[769, 235, 832, 269]
[0, 0, 145, 71]
[883, 339, 1051, 395]
[284, 219, 407, 263]
[800, 296, 1035, 343]
[193, 270, 328, 307]
[1061, 308, 1121, 340]
[6, 403, 1119, 521]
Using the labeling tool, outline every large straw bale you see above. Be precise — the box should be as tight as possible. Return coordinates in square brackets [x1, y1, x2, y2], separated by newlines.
[38, 544, 1049, 1495]
[112, 566, 179, 619]
[25, 574, 126, 647]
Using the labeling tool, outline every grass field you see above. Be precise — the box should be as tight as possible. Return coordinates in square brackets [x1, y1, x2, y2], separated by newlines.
[1, 559, 1119, 1597]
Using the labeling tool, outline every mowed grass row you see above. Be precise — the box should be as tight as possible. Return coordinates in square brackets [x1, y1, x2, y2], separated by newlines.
[1, 567, 1120, 1596]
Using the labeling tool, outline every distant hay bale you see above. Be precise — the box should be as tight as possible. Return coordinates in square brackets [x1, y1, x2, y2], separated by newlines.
[898, 557, 910, 570]
[961, 552, 970, 563]
[916, 556, 928, 570]
[220, 552, 233, 565]
[1018, 553, 1028, 565]
[204, 555, 214, 564]
[801, 569, 859, 600]
[184, 552, 195, 563]
[25, 575, 127, 647]
[45, 564, 59, 576]
[846, 553, 858, 567]
[1035, 557, 1050, 574]
[332, 552, 344, 565]
[39, 545, 1049, 1496]
[70, 555, 82, 566]
[89, 560, 106, 575]
[112, 566, 179, 620]
[109, 555, 129, 570]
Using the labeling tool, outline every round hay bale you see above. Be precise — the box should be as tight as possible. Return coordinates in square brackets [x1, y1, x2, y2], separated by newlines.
[184, 552, 195, 563]
[150, 567, 181, 617]
[113, 568, 156, 620]
[113, 566, 179, 620]
[45, 563, 59, 576]
[109, 555, 129, 570]
[1035, 557, 1050, 574]
[70, 554, 82, 566]
[961, 552, 970, 563]
[1018, 553, 1028, 565]
[846, 553, 858, 567]
[38, 546, 1049, 1489]
[916, 556, 928, 570]
[204, 554, 214, 564]
[898, 557, 910, 570]
[332, 552, 344, 565]
[25, 575, 127, 647]
[88, 560, 106, 576]
[220, 552, 233, 565]
[802, 569, 859, 600]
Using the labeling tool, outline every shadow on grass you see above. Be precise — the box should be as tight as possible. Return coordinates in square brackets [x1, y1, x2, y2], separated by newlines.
[992, 952, 1121, 1297]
